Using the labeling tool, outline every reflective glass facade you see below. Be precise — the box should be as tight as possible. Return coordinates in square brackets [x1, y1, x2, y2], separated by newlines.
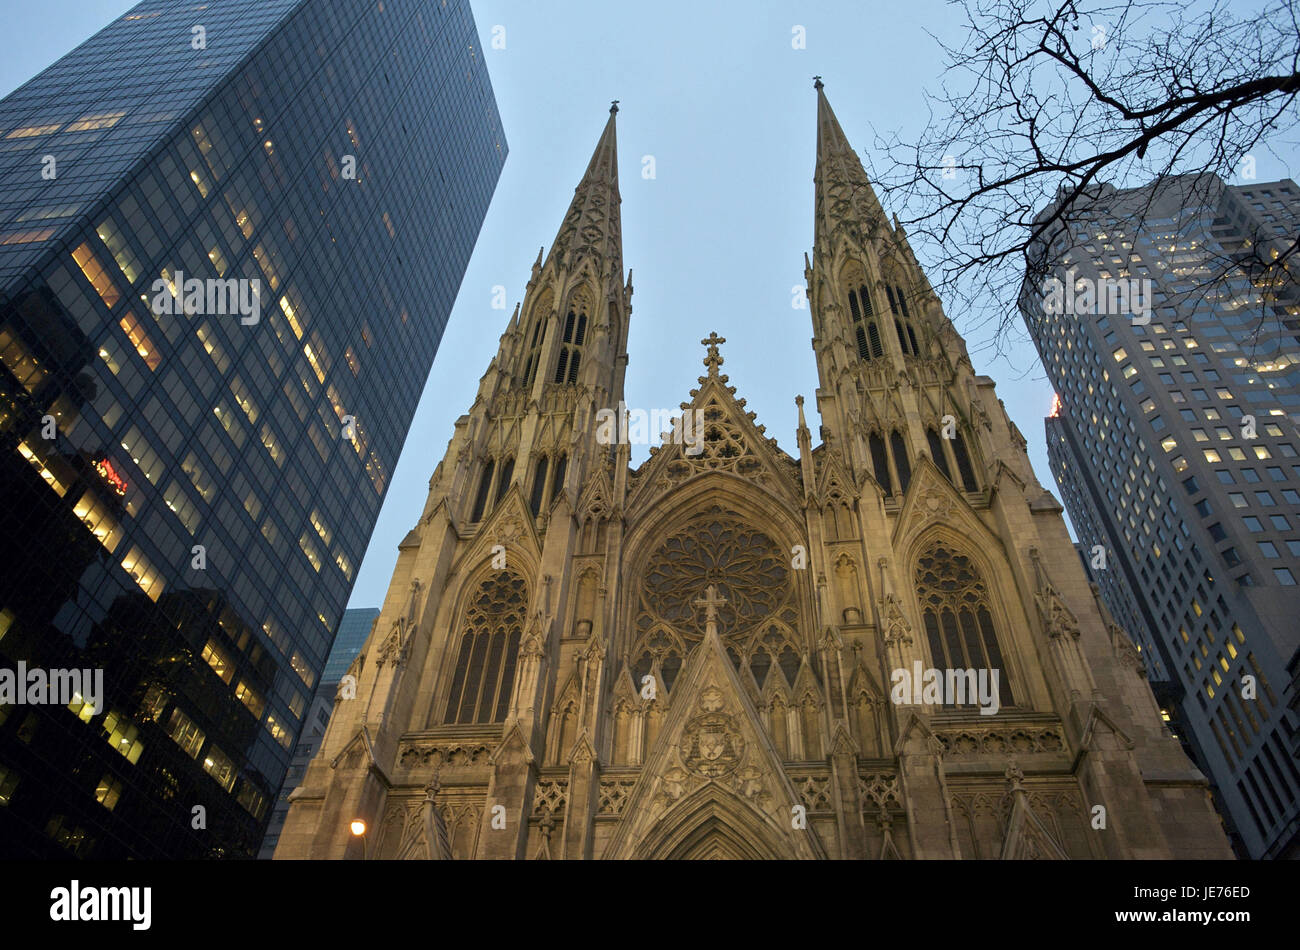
[1022, 175, 1300, 859]
[0, 0, 505, 857]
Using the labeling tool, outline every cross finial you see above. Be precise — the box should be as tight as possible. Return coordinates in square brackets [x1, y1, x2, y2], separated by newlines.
[610, 99, 619, 114]
[813, 76, 823, 90]
[693, 584, 728, 627]
[701, 332, 726, 373]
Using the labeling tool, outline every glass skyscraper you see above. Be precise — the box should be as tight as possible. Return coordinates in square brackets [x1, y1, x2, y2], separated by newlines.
[0, 0, 505, 858]
[1021, 174, 1300, 858]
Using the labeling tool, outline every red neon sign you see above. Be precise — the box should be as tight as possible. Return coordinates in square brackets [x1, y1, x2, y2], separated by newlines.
[95, 458, 128, 496]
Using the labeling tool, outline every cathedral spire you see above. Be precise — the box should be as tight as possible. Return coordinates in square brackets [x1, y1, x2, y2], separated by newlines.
[548, 103, 622, 273]
[814, 81, 890, 249]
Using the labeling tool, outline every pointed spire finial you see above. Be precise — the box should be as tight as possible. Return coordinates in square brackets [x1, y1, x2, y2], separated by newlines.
[610, 99, 619, 114]
[701, 331, 726, 374]
[813, 75, 824, 90]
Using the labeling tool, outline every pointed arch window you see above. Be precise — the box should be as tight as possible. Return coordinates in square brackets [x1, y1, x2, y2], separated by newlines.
[906, 324, 919, 355]
[869, 432, 892, 496]
[529, 456, 549, 516]
[554, 295, 589, 385]
[521, 290, 551, 388]
[895, 319, 910, 355]
[916, 545, 1014, 709]
[926, 429, 953, 482]
[866, 321, 883, 359]
[895, 285, 911, 318]
[848, 281, 881, 361]
[952, 432, 979, 492]
[885, 285, 898, 314]
[470, 459, 495, 523]
[890, 431, 911, 494]
[443, 572, 526, 723]
[495, 457, 515, 504]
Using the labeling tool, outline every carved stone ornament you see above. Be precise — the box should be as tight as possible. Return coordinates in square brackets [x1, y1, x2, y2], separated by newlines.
[679, 686, 745, 779]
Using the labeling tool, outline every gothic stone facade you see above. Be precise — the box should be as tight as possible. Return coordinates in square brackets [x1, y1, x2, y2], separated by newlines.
[273, 88, 1233, 860]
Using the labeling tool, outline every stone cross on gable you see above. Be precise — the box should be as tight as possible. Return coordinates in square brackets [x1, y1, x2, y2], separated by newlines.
[694, 584, 728, 637]
[701, 332, 726, 374]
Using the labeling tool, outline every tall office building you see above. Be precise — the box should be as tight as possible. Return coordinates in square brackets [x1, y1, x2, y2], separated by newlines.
[0, 0, 505, 858]
[258, 605, 379, 858]
[1022, 174, 1300, 858]
[274, 90, 1230, 861]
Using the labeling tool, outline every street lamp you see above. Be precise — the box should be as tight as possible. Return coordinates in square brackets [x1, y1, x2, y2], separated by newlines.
[350, 818, 369, 859]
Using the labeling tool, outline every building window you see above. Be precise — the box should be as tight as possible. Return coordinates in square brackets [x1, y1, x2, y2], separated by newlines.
[916, 544, 1014, 709]
[529, 456, 549, 517]
[870, 433, 892, 496]
[470, 459, 495, 523]
[443, 573, 526, 724]
[553, 293, 589, 385]
[890, 431, 911, 494]
[926, 429, 952, 482]
[494, 457, 515, 505]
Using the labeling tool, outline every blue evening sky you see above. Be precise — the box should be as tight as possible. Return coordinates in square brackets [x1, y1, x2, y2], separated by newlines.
[7, 2, 1294, 612]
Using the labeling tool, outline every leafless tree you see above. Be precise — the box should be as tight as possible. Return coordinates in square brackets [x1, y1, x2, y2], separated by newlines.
[870, 0, 1300, 353]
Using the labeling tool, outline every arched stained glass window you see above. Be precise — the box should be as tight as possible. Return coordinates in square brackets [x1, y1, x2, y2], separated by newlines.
[443, 572, 527, 723]
[915, 545, 1014, 709]
[890, 431, 911, 494]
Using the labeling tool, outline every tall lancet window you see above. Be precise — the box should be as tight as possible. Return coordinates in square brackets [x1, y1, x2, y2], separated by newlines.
[869, 433, 892, 496]
[890, 431, 911, 494]
[495, 457, 515, 503]
[521, 290, 551, 388]
[470, 458, 495, 523]
[554, 291, 590, 385]
[529, 455, 549, 516]
[443, 572, 527, 724]
[951, 432, 979, 492]
[926, 429, 953, 482]
[915, 545, 1014, 709]
[847, 276, 882, 360]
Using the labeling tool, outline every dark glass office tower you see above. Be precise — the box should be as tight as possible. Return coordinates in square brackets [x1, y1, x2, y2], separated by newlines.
[1022, 174, 1300, 859]
[0, 0, 505, 857]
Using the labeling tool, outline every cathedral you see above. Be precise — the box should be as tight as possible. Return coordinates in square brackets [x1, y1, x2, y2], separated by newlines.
[273, 84, 1233, 860]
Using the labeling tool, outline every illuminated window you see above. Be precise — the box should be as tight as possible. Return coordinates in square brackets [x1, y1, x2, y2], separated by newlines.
[202, 745, 237, 791]
[67, 691, 96, 724]
[344, 345, 360, 376]
[196, 322, 230, 373]
[310, 509, 332, 545]
[335, 550, 354, 580]
[0, 764, 17, 806]
[234, 681, 266, 718]
[181, 451, 216, 502]
[6, 123, 62, 138]
[279, 295, 304, 338]
[303, 341, 327, 382]
[229, 376, 259, 424]
[289, 651, 316, 689]
[118, 312, 160, 370]
[261, 423, 285, 467]
[17, 439, 71, 496]
[166, 707, 206, 758]
[0, 327, 49, 393]
[120, 426, 164, 484]
[95, 218, 140, 282]
[120, 546, 164, 601]
[93, 773, 123, 811]
[201, 639, 234, 683]
[101, 710, 144, 764]
[68, 112, 124, 132]
[72, 243, 121, 309]
[299, 531, 323, 571]
[265, 714, 292, 750]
